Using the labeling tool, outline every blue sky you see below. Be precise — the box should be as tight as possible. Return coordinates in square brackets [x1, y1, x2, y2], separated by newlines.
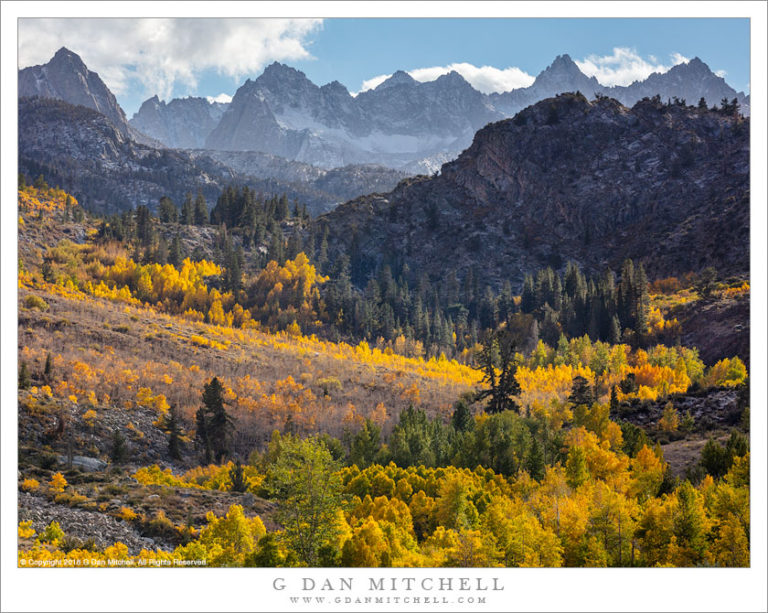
[18, 18, 751, 116]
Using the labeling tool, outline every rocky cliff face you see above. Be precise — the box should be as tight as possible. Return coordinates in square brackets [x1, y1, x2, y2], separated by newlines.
[137, 54, 747, 173]
[203, 63, 498, 170]
[321, 93, 749, 290]
[18, 97, 234, 213]
[129, 96, 228, 149]
[18, 97, 408, 216]
[489, 54, 749, 118]
[18, 47, 156, 145]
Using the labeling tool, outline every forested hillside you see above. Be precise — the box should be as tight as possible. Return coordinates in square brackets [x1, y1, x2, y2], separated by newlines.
[17, 181, 749, 567]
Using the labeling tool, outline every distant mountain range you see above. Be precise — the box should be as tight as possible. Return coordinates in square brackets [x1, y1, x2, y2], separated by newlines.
[18, 47, 749, 215]
[130, 53, 749, 172]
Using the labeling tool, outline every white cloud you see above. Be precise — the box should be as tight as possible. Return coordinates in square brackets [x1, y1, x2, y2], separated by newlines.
[356, 62, 534, 95]
[715, 69, 727, 79]
[18, 18, 322, 100]
[206, 93, 233, 104]
[358, 73, 392, 93]
[575, 47, 689, 87]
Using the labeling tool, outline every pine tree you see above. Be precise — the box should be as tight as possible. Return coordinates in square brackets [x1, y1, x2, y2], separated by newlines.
[18, 361, 31, 390]
[520, 274, 536, 313]
[157, 196, 178, 223]
[526, 437, 545, 481]
[476, 328, 522, 414]
[181, 193, 195, 225]
[609, 314, 622, 345]
[169, 234, 184, 268]
[110, 428, 128, 464]
[167, 405, 183, 460]
[195, 405, 212, 464]
[229, 458, 248, 492]
[135, 205, 152, 246]
[451, 397, 474, 432]
[194, 191, 208, 225]
[43, 353, 53, 382]
[198, 377, 233, 463]
[633, 263, 650, 341]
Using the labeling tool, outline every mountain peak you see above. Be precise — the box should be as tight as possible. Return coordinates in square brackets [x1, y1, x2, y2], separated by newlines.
[675, 56, 712, 76]
[49, 47, 87, 71]
[261, 61, 307, 81]
[321, 80, 351, 96]
[376, 70, 417, 90]
[435, 71, 471, 87]
[542, 54, 581, 75]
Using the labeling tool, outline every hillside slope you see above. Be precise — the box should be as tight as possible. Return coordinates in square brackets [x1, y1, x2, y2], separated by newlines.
[322, 93, 749, 290]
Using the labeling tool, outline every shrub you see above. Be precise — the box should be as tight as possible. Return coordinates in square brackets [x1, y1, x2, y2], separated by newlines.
[119, 506, 138, 521]
[39, 520, 65, 544]
[24, 295, 49, 310]
[18, 520, 35, 539]
[49, 472, 67, 492]
[20, 478, 40, 492]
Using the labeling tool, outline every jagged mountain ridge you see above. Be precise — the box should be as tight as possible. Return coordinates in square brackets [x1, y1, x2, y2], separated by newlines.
[320, 93, 749, 291]
[18, 47, 158, 146]
[17, 97, 407, 216]
[132, 54, 749, 171]
[129, 96, 229, 149]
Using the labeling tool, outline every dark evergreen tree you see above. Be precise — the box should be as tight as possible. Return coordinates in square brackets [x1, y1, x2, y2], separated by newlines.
[167, 405, 183, 460]
[694, 267, 718, 299]
[194, 191, 208, 225]
[110, 428, 128, 464]
[181, 193, 195, 225]
[195, 405, 212, 464]
[169, 234, 184, 268]
[135, 205, 152, 246]
[451, 397, 474, 432]
[18, 361, 31, 390]
[526, 437, 545, 481]
[229, 458, 248, 492]
[198, 377, 234, 463]
[43, 352, 53, 381]
[348, 419, 382, 468]
[476, 328, 521, 414]
[157, 196, 178, 223]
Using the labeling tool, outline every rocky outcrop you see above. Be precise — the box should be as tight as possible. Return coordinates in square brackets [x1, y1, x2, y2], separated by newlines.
[19, 492, 164, 555]
[204, 63, 502, 169]
[321, 93, 749, 291]
[18, 47, 156, 146]
[18, 97, 234, 213]
[130, 96, 228, 149]
[140, 55, 748, 172]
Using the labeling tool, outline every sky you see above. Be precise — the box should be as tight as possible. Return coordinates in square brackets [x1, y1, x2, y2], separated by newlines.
[17, 17, 752, 119]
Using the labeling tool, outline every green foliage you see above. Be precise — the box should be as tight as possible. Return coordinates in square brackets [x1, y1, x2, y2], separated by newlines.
[348, 419, 382, 468]
[229, 459, 247, 493]
[565, 446, 589, 489]
[157, 196, 178, 224]
[25, 295, 49, 311]
[451, 397, 474, 432]
[264, 436, 344, 566]
[167, 405, 183, 461]
[476, 328, 521, 414]
[245, 533, 283, 567]
[18, 361, 31, 390]
[40, 520, 65, 544]
[694, 267, 718, 299]
[110, 428, 128, 464]
[388, 406, 453, 468]
[196, 377, 234, 463]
